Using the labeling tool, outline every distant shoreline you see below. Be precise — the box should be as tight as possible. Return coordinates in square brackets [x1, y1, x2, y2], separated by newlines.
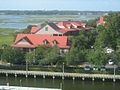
[0, 10, 111, 15]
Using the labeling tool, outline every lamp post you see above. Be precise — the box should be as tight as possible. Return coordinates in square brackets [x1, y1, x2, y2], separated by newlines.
[114, 64, 116, 77]
[26, 60, 28, 74]
[63, 62, 64, 74]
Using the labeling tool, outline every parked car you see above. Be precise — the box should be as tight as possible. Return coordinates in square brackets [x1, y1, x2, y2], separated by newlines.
[100, 66, 106, 71]
[84, 66, 91, 71]
[93, 66, 99, 71]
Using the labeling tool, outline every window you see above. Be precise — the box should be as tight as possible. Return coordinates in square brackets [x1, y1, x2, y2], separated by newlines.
[53, 40, 58, 45]
[45, 27, 48, 31]
[43, 40, 49, 45]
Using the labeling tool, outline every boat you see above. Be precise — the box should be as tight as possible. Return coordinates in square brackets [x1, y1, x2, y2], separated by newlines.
[0, 85, 61, 90]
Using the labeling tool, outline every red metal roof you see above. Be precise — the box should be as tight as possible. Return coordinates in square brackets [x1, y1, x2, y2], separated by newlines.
[58, 28, 80, 33]
[56, 21, 86, 28]
[12, 34, 70, 49]
[99, 16, 105, 25]
[31, 26, 41, 33]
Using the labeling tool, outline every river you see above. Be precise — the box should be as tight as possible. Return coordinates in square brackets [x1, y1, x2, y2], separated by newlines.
[0, 75, 120, 90]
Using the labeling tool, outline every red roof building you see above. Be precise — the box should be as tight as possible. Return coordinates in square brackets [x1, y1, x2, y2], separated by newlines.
[97, 16, 105, 25]
[12, 34, 70, 49]
[31, 26, 41, 33]
[30, 22, 91, 36]
[56, 21, 86, 29]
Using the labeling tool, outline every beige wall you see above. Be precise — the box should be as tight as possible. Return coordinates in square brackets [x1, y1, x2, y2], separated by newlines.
[35, 25, 62, 35]
[17, 39, 31, 45]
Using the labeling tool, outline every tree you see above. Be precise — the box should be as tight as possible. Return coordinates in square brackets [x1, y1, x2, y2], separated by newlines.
[97, 25, 106, 31]
[2, 46, 14, 63]
[2, 46, 25, 64]
[25, 51, 35, 64]
[87, 48, 107, 66]
[72, 30, 97, 49]
[0, 49, 3, 61]
[87, 18, 98, 28]
[65, 47, 86, 65]
[22, 25, 36, 34]
[42, 46, 61, 65]
[35, 46, 49, 65]
[94, 30, 106, 49]
[12, 48, 25, 64]
[104, 13, 120, 49]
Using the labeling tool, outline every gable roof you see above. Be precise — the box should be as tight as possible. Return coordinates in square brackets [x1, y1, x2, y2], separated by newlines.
[56, 21, 86, 28]
[31, 23, 61, 34]
[14, 36, 34, 45]
[48, 23, 60, 30]
[12, 34, 70, 49]
[31, 26, 41, 33]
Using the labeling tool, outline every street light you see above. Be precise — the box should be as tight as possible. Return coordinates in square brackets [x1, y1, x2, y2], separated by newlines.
[114, 64, 116, 77]
[26, 60, 28, 74]
[63, 62, 64, 74]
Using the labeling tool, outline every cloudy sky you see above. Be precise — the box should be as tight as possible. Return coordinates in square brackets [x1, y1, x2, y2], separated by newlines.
[0, 0, 120, 11]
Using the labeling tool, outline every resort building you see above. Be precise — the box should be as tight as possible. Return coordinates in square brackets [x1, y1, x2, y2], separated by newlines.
[31, 21, 91, 36]
[12, 34, 70, 53]
[12, 20, 91, 52]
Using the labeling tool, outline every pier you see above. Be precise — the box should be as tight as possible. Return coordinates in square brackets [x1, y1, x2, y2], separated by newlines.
[0, 69, 120, 82]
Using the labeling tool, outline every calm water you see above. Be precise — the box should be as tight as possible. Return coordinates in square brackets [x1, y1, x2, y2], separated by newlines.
[0, 75, 120, 90]
[0, 15, 101, 29]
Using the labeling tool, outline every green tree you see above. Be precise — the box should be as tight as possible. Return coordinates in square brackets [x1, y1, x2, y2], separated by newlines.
[0, 49, 3, 61]
[104, 13, 120, 49]
[2, 46, 14, 63]
[87, 48, 107, 66]
[12, 48, 25, 64]
[42, 46, 60, 65]
[25, 51, 35, 65]
[87, 19, 98, 28]
[65, 46, 87, 66]
[2, 46, 25, 64]
[35, 46, 49, 64]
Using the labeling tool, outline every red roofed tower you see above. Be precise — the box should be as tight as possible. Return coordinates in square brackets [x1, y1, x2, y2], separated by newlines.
[97, 16, 105, 25]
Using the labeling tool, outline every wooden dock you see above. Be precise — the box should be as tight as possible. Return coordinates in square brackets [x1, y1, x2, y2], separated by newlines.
[0, 69, 120, 82]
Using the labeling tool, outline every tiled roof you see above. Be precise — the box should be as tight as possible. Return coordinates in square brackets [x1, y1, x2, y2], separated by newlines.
[12, 34, 70, 49]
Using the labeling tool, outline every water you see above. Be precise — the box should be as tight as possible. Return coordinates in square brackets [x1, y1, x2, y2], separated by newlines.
[0, 15, 101, 29]
[0, 75, 120, 90]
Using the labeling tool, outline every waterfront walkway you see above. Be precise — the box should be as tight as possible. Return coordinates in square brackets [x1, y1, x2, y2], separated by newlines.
[0, 69, 120, 82]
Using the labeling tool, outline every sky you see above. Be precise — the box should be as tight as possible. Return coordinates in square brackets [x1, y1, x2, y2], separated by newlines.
[0, 0, 120, 11]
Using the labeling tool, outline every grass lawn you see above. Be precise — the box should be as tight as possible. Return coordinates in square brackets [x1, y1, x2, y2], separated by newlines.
[0, 28, 17, 46]
[0, 35, 15, 46]
[0, 28, 17, 35]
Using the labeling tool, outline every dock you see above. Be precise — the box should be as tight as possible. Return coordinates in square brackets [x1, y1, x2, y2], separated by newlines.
[0, 69, 120, 82]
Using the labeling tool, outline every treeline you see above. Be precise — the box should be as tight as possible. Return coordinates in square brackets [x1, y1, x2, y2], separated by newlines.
[0, 10, 110, 15]
[0, 13, 120, 67]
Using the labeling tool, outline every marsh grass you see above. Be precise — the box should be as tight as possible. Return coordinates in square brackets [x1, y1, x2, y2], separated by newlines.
[0, 35, 15, 46]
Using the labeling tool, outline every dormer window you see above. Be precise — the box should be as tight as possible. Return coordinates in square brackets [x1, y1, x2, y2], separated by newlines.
[45, 27, 48, 31]
[43, 39, 49, 45]
[53, 40, 59, 45]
